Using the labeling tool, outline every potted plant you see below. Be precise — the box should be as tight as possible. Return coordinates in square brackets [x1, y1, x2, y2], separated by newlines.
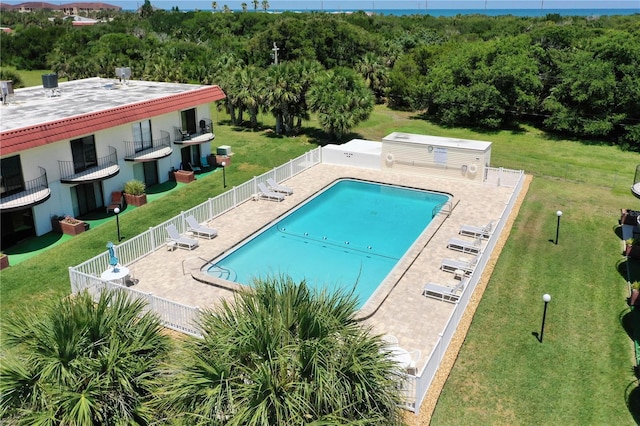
[630, 281, 640, 307]
[0, 252, 9, 270]
[123, 179, 147, 207]
[59, 215, 86, 236]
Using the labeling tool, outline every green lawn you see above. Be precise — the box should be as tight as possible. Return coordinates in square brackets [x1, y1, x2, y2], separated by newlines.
[1, 103, 638, 424]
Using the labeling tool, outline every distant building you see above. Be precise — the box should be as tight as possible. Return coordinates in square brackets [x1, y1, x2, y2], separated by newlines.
[0, 2, 121, 14]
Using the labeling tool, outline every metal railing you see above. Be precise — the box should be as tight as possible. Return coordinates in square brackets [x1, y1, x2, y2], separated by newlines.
[123, 130, 171, 159]
[58, 146, 118, 181]
[0, 166, 49, 204]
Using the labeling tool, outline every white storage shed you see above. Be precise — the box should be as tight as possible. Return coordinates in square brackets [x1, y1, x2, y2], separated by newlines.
[381, 132, 492, 182]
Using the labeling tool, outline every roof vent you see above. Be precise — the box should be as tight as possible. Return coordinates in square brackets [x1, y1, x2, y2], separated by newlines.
[394, 133, 410, 139]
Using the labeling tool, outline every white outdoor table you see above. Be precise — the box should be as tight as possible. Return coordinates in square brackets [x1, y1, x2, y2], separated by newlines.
[101, 265, 130, 285]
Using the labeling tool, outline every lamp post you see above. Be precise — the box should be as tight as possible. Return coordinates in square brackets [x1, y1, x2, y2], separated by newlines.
[539, 293, 551, 343]
[114, 207, 122, 241]
[221, 161, 227, 188]
[554, 210, 562, 245]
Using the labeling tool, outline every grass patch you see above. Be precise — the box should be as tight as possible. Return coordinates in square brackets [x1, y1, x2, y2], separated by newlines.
[0, 101, 638, 423]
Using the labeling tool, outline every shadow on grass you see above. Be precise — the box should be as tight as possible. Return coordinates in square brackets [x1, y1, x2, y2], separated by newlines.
[620, 308, 638, 341]
[3, 231, 65, 255]
[618, 258, 640, 282]
[626, 379, 640, 423]
[146, 180, 178, 195]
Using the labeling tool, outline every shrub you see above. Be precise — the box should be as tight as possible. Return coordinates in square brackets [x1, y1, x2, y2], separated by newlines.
[124, 179, 145, 195]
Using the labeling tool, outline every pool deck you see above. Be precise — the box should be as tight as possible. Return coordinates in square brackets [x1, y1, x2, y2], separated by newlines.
[130, 164, 515, 369]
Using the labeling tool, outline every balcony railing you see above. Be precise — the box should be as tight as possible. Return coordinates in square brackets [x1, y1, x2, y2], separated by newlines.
[59, 146, 119, 183]
[0, 166, 51, 211]
[173, 117, 215, 144]
[124, 130, 172, 161]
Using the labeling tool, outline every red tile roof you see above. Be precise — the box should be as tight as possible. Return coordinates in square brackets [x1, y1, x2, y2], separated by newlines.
[0, 85, 226, 156]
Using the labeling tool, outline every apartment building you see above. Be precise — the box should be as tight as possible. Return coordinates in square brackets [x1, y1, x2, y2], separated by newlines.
[0, 74, 226, 249]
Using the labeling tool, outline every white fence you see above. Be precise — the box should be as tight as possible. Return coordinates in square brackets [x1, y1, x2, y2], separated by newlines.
[69, 146, 523, 412]
[69, 148, 323, 334]
[409, 168, 526, 413]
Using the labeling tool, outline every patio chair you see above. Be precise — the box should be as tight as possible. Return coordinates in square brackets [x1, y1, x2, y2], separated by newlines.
[106, 191, 123, 213]
[186, 215, 218, 239]
[188, 162, 202, 173]
[166, 224, 199, 250]
[267, 178, 293, 195]
[441, 255, 478, 275]
[446, 237, 482, 254]
[459, 221, 493, 239]
[422, 278, 467, 303]
[201, 156, 212, 169]
[257, 182, 285, 202]
[407, 349, 421, 375]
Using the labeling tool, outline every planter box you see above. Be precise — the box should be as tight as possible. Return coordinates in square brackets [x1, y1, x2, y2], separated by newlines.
[59, 220, 86, 236]
[174, 170, 195, 184]
[215, 155, 231, 167]
[124, 193, 147, 207]
[0, 255, 9, 270]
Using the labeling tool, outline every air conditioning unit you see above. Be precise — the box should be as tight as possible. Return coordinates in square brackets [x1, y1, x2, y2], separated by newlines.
[217, 145, 232, 156]
[42, 74, 58, 89]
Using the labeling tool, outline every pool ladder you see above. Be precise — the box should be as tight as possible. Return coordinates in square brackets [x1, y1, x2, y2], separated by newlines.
[432, 200, 453, 218]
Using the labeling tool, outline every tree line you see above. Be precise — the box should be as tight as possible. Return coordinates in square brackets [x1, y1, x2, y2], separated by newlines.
[1, 9, 638, 148]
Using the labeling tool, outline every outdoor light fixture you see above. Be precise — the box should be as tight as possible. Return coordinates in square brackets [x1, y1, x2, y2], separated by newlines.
[221, 161, 227, 188]
[555, 210, 563, 245]
[539, 293, 551, 343]
[114, 207, 122, 241]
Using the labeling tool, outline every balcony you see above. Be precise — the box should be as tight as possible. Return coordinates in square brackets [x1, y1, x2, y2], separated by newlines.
[124, 130, 173, 162]
[59, 146, 120, 183]
[0, 167, 51, 212]
[173, 118, 215, 145]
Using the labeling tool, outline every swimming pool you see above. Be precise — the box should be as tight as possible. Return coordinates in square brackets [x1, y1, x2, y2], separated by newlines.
[207, 179, 449, 307]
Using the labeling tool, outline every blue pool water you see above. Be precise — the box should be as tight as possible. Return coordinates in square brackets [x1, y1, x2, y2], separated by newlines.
[207, 179, 449, 307]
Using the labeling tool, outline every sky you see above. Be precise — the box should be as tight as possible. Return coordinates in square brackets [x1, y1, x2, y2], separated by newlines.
[3, 1, 640, 10]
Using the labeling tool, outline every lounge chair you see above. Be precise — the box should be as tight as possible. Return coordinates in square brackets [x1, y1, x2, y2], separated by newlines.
[267, 178, 293, 195]
[446, 237, 482, 254]
[422, 278, 467, 303]
[166, 224, 199, 250]
[257, 182, 285, 202]
[188, 162, 202, 173]
[106, 191, 123, 213]
[186, 215, 218, 239]
[459, 221, 493, 239]
[441, 256, 478, 275]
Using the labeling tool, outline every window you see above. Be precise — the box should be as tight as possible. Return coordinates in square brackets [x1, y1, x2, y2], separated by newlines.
[0, 155, 24, 197]
[132, 120, 152, 152]
[70, 136, 97, 173]
[181, 108, 196, 135]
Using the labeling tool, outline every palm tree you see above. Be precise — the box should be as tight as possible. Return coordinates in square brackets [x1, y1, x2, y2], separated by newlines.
[235, 65, 266, 128]
[0, 289, 170, 424]
[308, 67, 375, 139]
[211, 1, 218, 11]
[252, 0, 259, 11]
[264, 63, 301, 134]
[241, 2, 248, 12]
[157, 276, 404, 424]
[261, 0, 269, 12]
